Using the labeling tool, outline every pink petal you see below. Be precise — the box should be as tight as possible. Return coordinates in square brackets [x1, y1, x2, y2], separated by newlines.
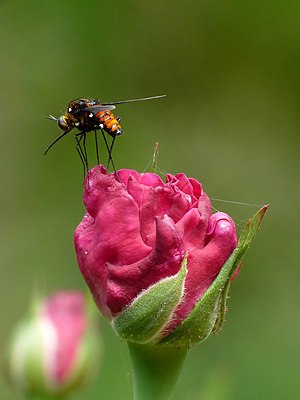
[139, 172, 165, 187]
[139, 187, 175, 247]
[44, 292, 87, 383]
[115, 168, 140, 187]
[169, 212, 237, 328]
[106, 215, 185, 314]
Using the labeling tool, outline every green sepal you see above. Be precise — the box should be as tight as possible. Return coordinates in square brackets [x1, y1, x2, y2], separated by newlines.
[112, 255, 188, 344]
[160, 205, 268, 347]
[6, 314, 50, 395]
[211, 279, 231, 335]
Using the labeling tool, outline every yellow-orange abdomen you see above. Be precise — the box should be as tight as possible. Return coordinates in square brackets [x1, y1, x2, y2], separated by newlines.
[96, 111, 122, 137]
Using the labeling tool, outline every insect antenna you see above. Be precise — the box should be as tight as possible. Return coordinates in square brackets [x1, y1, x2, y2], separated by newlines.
[44, 129, 71, 156]
[45, 115, 58, 121]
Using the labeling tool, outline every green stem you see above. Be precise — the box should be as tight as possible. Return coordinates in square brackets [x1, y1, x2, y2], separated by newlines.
[128, 343, 188, 400]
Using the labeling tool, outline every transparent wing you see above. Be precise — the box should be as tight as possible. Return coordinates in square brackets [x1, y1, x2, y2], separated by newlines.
[102, 94, 166, 106]
[84, 104, 116, 113]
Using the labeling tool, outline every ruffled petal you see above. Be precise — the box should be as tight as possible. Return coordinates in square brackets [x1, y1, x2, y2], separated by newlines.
[139, 187, 175, 246]
[106, 215, 185, 314]
[171, 212, 237, 325]
[75, 165, 239, 331]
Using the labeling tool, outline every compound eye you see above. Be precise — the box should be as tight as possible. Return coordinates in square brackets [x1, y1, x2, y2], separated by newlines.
[58, 116, 69, 131]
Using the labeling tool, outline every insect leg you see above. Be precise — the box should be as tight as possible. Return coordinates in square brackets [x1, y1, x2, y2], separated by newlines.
[94, 131, 100, 165]
[82, 133, 89, 173]
[107, 136, 116, 170]
[100, 130, 115, 170]
[107, 116, 121, 168]
[76, 145, 86, 178]
[75, 134, 88, 177]
[100, 130, 124, 186]
[75, 134, 85, 161]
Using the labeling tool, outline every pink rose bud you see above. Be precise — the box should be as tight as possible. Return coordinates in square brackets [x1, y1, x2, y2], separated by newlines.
[6, 291, 100, 397]
[75, 166, 268, 346]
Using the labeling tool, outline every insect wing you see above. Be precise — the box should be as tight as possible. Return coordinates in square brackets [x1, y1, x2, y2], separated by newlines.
[102, 94, 166, 106]
[84, 104, 116, 114]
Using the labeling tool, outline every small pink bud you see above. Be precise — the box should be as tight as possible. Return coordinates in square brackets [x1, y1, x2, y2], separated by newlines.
[6, 291, 100, 397]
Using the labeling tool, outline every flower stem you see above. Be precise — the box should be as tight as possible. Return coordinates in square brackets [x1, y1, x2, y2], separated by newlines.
[128, 343, 188, 400]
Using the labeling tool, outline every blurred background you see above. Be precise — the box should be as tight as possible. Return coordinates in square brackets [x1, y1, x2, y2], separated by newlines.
[1, 0, 299, 399]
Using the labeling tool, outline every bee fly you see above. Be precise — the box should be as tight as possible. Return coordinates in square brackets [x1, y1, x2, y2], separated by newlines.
[45, 95, 166, 176]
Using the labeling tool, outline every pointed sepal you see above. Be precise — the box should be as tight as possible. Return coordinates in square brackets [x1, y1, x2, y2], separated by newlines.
[112, 255, 188, 344]
[160, 205, 269, 346]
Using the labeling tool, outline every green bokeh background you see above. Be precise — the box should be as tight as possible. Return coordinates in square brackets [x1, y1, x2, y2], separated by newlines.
[1, 1, 299, 399]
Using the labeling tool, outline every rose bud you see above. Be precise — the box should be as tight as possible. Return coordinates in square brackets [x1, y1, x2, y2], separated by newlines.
[75, 166, 268, 347]
[6, 291, 100, 398]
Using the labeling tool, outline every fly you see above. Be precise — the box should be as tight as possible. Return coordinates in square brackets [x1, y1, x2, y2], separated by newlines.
[45, 95, 166, 176]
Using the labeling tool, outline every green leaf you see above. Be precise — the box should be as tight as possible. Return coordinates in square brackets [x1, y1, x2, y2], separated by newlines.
[160, 205, 269, 347]
[112, 255, 188, 344]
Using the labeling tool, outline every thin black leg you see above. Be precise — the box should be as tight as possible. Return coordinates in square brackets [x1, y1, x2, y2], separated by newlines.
[82, 133, 89, 172]
[76, 145, 86, 178]
[94, 131, 100, 165]
[99, 132, 116, 171]
[107, 136, 116, 170]
[75, 134, 87, 177]
[101, 130, 114, 170]
[100, 130, 123, 186]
